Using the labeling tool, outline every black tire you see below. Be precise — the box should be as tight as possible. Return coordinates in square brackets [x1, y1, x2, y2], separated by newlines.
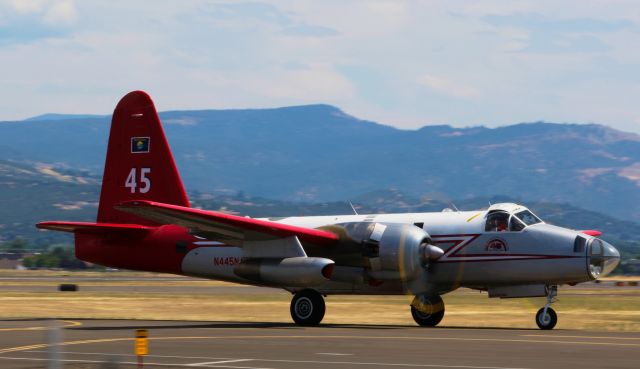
[411, 295, 445, 327]
[290, 289, 325, 326]
[535, 307, 557, 330]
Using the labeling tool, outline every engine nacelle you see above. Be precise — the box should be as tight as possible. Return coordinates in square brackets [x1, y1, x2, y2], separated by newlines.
[234, 256, 335, 287]
[329, 222, 443, 281]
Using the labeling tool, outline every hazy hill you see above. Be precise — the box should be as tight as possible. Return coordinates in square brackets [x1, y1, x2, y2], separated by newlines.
[1, 105, 639, 223]
[1, 162, 638, 260]
[0, 160, 99, 245]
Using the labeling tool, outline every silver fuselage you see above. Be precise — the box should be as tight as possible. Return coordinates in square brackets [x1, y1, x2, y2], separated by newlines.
[181, 204, 620, 296]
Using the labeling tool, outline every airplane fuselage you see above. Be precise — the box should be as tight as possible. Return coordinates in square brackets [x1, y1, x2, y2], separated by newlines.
[76, 206, 605, 298]
[182, 208, 598, 295]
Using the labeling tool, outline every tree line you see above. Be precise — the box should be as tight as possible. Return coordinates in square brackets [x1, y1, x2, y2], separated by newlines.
[0, 237, 90, 269]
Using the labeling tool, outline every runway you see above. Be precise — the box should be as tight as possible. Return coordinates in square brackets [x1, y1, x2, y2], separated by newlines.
[0, 319, 639, 369]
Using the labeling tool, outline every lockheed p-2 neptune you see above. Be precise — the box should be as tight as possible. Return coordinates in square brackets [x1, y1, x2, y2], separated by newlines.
[38, 91, 621, 330]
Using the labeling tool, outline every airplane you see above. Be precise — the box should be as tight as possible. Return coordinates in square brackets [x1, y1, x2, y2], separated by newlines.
[37, 90, 621, 330]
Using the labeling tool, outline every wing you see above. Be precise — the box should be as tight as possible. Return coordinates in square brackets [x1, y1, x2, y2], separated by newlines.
[37, 221, 152, 234]
[115, 200, 338, 248]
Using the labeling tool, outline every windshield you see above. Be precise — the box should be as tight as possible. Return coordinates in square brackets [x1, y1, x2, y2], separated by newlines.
[485, 209, 541, 232]
[509, 216, 526, 232]
[514, 210, 542, 226]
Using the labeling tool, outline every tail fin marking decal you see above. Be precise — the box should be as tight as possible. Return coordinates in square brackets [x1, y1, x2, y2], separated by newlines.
[96, 91, 189, 225]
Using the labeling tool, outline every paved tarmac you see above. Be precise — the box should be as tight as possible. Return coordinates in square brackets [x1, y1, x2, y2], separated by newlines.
[0, 319, 639, 369]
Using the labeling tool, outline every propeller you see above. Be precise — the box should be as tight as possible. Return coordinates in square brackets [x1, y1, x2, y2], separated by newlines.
[423, 243, 445, 260]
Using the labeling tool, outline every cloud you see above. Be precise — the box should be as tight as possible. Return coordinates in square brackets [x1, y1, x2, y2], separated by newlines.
[1, 1, 640, 134]
[483, 13, 636, 54]
[4, 0, 46, 14]
[0, 0, 76, 44]
[202, 1, 291, 26]
[199, 1, 338, 38]
[2, 0, 77, 24]
[367, 1, 405, 15]
[43, 0, 76, 25]
[282, 24, 339, 37]
[484, 13, 635, 33]
[256, 64, 356, 101]
[418, 75, 480, 99]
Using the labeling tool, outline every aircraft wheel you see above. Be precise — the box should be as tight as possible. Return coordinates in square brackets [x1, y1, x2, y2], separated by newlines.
[410, 294, 445, 327]
[535, 307, 557, 330]
[290, 289, 325, 326]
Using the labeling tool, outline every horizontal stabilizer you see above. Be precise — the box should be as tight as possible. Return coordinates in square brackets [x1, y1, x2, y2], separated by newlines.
[115, 200, 338, 245]
[37, 221, 152, 234]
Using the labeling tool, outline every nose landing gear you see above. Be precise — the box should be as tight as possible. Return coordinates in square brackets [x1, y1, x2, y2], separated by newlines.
[535, 285, 558, 330]
[410, 294, 445, 327]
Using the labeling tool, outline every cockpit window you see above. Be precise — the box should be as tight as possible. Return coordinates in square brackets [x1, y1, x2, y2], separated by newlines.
[485, 212, 510, 232]
[509, 216, 526, 232]
[515, 210, 542, 226]
[486, 211, 529, 232]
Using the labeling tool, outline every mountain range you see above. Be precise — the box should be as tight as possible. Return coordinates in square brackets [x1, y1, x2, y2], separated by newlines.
[1, 104, 639, 224]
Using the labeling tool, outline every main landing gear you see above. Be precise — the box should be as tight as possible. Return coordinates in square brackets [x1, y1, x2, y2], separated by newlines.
[410, 294, 445, 327]
[289, 287, 558, 329]
[290, 289, 325, 326]
[535, 285, 558, 330]
[289, 290, 447, 327]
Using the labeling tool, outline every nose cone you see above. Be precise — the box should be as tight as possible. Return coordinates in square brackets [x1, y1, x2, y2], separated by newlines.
[601, 241, 621, 277]
[588, 239, 621, 279]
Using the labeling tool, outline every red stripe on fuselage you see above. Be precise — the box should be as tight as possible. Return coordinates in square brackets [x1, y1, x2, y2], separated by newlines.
[431, 234, 481, 258]
[436, 255, 582, 263]
[430, 233, 576, 262]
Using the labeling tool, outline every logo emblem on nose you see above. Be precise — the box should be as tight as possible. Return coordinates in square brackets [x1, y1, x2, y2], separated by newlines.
[486, 238, 508, 252]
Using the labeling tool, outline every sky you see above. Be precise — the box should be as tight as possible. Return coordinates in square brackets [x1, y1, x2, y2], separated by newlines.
[1, 0, 639, 132]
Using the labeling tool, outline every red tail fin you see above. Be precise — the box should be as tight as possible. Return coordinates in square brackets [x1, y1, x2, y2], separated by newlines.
[97, 91, 189, 225]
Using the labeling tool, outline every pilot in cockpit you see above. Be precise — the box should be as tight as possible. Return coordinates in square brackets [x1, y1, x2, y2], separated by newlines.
[496, 219, 508, 232]
[485, 211, 511, 232]
[485, 207, 544, 233]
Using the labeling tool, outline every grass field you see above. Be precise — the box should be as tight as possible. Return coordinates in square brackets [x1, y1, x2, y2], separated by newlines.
[0, 270, 639, 331]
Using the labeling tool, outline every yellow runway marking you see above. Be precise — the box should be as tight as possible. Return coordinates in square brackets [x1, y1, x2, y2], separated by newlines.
[0, 319, 81, 332]
[0, 344, 50, 354]
[522, 334, 640, 341]
[2, 333, 640, 355]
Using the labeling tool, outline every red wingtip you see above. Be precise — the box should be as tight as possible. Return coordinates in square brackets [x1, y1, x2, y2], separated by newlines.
[581, 230, 603, 237]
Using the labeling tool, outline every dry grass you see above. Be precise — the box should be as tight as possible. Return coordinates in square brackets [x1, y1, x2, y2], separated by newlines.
[0, 270, 639, 331]
[0, 270, 183, 278]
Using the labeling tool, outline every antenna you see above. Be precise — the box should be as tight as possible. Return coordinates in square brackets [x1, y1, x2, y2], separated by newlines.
[449, 202, 460, 212]
[348, 201, 359, 215]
